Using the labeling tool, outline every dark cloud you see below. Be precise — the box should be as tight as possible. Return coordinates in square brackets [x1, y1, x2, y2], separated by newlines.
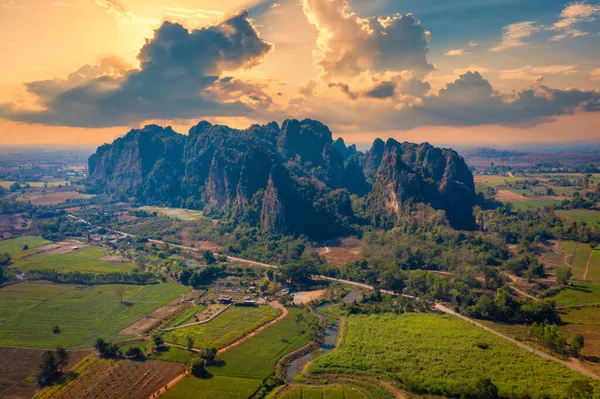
[294, 72, 600, 131]
[364, 81, 396, 99]
[0, 11, 273, 127]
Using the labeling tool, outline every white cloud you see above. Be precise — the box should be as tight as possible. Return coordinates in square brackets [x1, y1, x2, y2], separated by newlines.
[454, 65, 491, 75]
[591, 68, 600, 81]
[499, 65, 578, 80]
[302, 0, 433, 78]
[445, 49, 469, 56]
[468, 40, 478, 47]
[551, 2, 600, 41]
[94, 0, 159, 25]
[490, 21, 540, 52]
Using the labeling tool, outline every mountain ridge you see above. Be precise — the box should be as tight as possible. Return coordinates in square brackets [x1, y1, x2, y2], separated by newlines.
[87, 119, 477, 238]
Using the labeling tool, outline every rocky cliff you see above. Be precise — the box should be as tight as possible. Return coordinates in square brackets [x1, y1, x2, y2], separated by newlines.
[88, 119, 477, 238]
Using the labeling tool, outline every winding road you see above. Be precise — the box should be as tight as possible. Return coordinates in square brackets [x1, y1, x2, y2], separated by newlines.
[69, 213, 600, 381]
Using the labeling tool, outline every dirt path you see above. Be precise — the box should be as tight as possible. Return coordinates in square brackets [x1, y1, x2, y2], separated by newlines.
[148, 302, 288, 399]
[584, 249, 594, 281]
[435, 303, 600, 381]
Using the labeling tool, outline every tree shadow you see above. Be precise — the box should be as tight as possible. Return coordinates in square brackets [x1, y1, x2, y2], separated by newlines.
[120, 301, 134, 307]
[208, 360, 226, 368]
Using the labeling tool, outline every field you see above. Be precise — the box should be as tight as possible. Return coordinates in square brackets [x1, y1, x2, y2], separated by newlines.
[162, 308, 317, 399]
[277, 386, 365, 399]
[16, 191, 94, 206]
[557, 210, 600, 225]
[308, 313, 596, 398]
[560, 241, 593, 280]
[0, 347, 89, 399]
[551, 282, 600, 307]
[0, 180, 70, 189]
[317, 237, 364, 267]
[1, 237, 138, 274]
[139, 206, 205, 221]
[33, 356, 185, 399]
[0, 282, 191, 349]
[0, 236, 50, 254]
[163, 305, 281, 349]
[587, 250, 600, 283]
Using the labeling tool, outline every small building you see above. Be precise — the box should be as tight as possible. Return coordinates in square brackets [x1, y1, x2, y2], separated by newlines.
[218, 295, 233, 304]
[235, 300, 257, 307]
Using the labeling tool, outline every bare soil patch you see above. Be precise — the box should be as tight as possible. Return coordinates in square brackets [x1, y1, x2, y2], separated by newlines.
[180, 227, 220, 251]
[38, 357, 185, 399]
[293, 290, 326, 304]
[0, 214, 27, 236]
[0, 347, 89, 399]
[26, 191, 89, 206]
[34, 240, 89, 255]
[495, 190, 527, 202]
[317, 237, 364, 267]
[99, 255, 129, 262]
[119, 291, 203, 336]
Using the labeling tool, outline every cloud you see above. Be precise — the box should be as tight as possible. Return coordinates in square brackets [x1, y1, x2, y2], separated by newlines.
[468, 41, 478, 47]
[454, 65, 491, 75]
[289, 72, 600, 131]
[94, 0, 159, 25]
[490, 21, 540, 52]
[499, 65, 578, 80]
[163, 6, 223, 21]
[591, 68, 600, 81]
[0, 11, 274, 127]
[445, 49, 469, 56]
[302, 0, 433, 78]
[551, 2, 600, 41]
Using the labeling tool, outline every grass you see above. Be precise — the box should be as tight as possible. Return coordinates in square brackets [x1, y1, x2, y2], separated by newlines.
[587, 250, 600, 283]
[0, 282, 191, 349]
[552, 282, 600, 308]
[308, 313, 597, 398]
[163, 305, 281, 349]
[139, 206, 205, 221]
[10, 243, 138, 274]
[120, 342, 196, 364]
[0, 236, 50, 254]
[0, 180, 70, 188]
[560, 241, 592, 280]
[557, 210, 600, 225]
[278, 386, 365, 399]
[162, 308, 317, 399]
[510, 199, 563, 209]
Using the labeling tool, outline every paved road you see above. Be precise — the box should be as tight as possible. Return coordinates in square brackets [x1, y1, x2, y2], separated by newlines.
[434, 303, 600, 381]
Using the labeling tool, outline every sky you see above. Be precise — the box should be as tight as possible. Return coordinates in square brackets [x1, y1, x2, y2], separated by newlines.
[0, 0, 599, 148]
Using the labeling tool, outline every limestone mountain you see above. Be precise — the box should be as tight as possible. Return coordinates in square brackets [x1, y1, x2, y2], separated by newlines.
[87, 119, 477, 238]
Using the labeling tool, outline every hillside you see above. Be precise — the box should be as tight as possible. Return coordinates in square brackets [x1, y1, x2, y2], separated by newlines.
[87, 119, 477, 238]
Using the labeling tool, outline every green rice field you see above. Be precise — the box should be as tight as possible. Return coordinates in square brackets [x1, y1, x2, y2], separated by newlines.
[277, 386, 365, 399]
[0, 282, 191, 349]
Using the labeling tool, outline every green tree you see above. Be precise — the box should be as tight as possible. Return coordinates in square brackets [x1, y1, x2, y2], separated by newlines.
[186, 335, 195, 351]
[188, 359, 206, 377]
[22, 244, 29, 251]
[202, 250, 216, 265]
[38, 351, 59, 385]
[125, 346, 144, 359]
[115, 286, 126, 303]
[152, 334, 164, 350]
[571, 333, 585, 357]
[200, 347, 217, 365]
[555, 267, 573, 285]
[55, 347, 69, 373]
[469, 377, 499, 399]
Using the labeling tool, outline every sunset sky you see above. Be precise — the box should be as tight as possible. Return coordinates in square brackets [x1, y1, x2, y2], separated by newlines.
[1, 0, 599, 148]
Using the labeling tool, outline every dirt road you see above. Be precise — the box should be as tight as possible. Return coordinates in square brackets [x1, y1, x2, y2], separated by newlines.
[435, 303, 600, 381]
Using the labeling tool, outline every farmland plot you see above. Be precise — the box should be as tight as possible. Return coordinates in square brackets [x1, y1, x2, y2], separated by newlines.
[163, 305, 281, 349]
[162, 308, 317, 399]
[0, 282, 190, 349]
[308, 313, 597, 398]
[33, 356, 185, 399]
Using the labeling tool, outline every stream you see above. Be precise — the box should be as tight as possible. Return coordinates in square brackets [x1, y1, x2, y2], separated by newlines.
[286, 290, 359, 383]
